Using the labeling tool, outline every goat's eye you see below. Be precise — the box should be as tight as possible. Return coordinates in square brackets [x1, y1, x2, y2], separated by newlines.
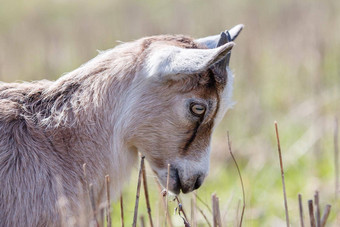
[190, 104, 206, 116]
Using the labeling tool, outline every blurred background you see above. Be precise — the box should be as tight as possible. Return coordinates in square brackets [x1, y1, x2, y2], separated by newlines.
[1, 0, 339, 226]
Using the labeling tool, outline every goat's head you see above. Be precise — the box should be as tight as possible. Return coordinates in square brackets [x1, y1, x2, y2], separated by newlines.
[127, 25, 243, 194]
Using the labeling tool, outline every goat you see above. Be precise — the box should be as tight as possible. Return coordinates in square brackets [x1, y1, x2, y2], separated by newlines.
[0, 25, 243, 226]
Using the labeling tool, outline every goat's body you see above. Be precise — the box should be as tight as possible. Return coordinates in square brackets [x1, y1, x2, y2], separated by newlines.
[0, 40, 142, 226]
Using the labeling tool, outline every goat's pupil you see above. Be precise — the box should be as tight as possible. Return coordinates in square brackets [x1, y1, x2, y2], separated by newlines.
[191, 104, 205, 115]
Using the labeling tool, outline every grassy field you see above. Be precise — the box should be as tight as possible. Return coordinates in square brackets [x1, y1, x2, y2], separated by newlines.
[1, 0, 339, 226]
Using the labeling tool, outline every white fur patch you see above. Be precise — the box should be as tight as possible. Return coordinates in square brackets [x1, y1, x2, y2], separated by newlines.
[214, 67, 235, 126]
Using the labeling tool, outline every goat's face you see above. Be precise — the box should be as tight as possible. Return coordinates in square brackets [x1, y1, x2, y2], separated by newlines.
[129, 25, 243, 194]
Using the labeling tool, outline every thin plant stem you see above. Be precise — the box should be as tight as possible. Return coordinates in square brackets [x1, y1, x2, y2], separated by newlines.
[165, 164, 170, 227]
[212, 194, 221, 227]
[298, 194, 304, 227]
[140, 215, 145, 227]
[120, 194, 124, 227]
[314, 191, 320, 227]
[191, 194, 197, 227]
[335, 118, 339, 197]
[196, 205, 212, 227]
[105, 175, 111, 227]
[308, 200, 316, 227]
[175, 196, 189, 220]
[174, 196, 191, 226]
[235, 199, 240, 227]
[274, 121, 290, 227]
[89, 184, 99, 226]
[195, 192, 212, 214]
[227, 131, 245, 227]
[155, 179, 173, 227]
[320, 204, 331, 227]
[142, 159, 154, 227]
[132, 156, 145, 227]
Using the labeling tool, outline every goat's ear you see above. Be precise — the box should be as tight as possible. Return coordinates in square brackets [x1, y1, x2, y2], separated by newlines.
[147, 42, 234, 79]
[195, 24, 244, 49]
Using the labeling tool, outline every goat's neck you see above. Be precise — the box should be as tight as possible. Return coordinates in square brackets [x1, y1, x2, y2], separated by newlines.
[50, 56, 140, 196]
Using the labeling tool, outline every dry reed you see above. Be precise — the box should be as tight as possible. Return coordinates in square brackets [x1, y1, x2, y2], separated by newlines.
[320, 204, 331, 227]
[105, 175, 111, 227]
[165, 163, 170, 227]
[141, 158, 154, 227]
[274, 121, 290, 227]
[227, 131, 245, 227]
[298, 194, 304, 227]
[120, 194, 124, 227]
[132, 156, 145, 227]
[335, 117, 339, 197]
[308, 200, 316, 227]
[314, 191, 320, 227]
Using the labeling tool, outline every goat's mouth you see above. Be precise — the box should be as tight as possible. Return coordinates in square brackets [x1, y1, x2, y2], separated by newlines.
[151, 163, 205, 195]
[171, 168, 182, 194]
[156, 167, 202, 195]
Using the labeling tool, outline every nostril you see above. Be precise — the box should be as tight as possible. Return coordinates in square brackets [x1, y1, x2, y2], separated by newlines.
[193, 176, 203, 190]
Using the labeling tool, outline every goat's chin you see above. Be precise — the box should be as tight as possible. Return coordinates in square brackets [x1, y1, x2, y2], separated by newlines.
[159, 178, 181, 195]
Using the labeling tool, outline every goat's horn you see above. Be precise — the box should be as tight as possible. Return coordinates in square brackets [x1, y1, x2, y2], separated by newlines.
[216, 32, 228, 47]
[215, 25, 244, 68]
[215, 32, 231, 68]
[228, 24, 244, 41]
[195, 24, 244, 49]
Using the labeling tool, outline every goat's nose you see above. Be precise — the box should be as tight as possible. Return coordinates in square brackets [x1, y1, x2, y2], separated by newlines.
[193, 175, 204, 190]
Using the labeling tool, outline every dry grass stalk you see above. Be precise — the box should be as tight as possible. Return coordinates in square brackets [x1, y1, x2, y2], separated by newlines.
[274, 121, 290, 227]
[298, 194, 304, 227]
[155, 180, 173, 227]
[173, 196, 191, 226]
[174, 196, 189, 222]
[83, 163, 99, 226]
[165, 163, 171, 227]
[212, 194, 217, 227]
[105, 175, 111, 227]
[308, 200, 316, 227]
[227, 131, 245, 227]
[235, 199, 240, 227]
[89, 184, 99, 227]
[99, 207, 104, 227]
[216, 196, 222, 227]
[320, 204, 331, 227]
[212, 194, 222, 227]
[195, 192, 212, 214]
[196, 205, 212, 227]
[141, 159, 154, 227]
[140, 215, 145, 227]
[335, 117, 339, 197]
[314, 191, 320, 227]
[191, 194, 197, 227]
[132, 156, 145, 227]
[120, 194, 124, 227]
